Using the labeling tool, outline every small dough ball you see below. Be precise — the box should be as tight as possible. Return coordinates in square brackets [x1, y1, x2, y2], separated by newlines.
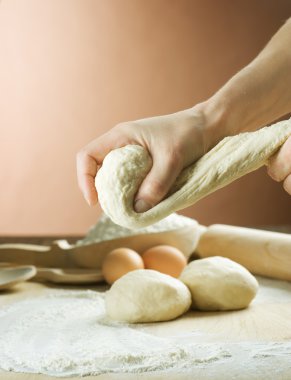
[105, 269, 191, 323]
[142, 245, 187, 278]
[102, 248, 144, 285]
[179, 256, 258, 311]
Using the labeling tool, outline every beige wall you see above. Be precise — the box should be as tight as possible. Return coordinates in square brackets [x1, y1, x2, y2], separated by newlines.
[0, 0, 291, 236]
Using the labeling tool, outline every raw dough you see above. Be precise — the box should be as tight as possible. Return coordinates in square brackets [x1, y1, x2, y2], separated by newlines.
[95, 118, 291, 229]
[105, 269, 191, 323]
[179, 256, 259, 311]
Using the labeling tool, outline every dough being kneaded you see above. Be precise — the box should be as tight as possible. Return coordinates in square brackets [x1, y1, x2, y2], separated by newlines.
[105, 269, 191, 323]
[95, 119, 291, 229]
[179, 256, 259, 311]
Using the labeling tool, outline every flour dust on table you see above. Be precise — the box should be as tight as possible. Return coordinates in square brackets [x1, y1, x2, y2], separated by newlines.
[1, 281, 291, 377]
[0, 290, 229, 377]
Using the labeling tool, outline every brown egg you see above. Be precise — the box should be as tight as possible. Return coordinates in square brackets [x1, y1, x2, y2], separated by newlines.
[142, 245, 187, 278]
[102, 248, 144, 284]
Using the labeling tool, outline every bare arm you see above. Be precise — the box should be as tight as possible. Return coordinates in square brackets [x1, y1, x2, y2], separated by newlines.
[77, 19, 291, 211]
[203, 17, 291, 146]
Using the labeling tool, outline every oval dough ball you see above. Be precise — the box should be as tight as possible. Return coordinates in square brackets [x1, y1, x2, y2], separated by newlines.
[105, 269, 191, 323]
[179, 256, 258, 311]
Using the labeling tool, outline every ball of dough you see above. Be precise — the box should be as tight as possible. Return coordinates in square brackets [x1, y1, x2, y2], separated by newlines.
[105, 269, 191, 323]
[179, 256, 258, 311]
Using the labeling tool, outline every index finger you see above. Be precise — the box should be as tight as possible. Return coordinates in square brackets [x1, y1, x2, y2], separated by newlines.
[76, 151, 99, 206]
[76, 133, 114, 206]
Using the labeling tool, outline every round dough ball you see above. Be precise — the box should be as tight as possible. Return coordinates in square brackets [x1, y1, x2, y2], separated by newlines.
[105, 269, 191, 323]
[179, 256, 258, 311]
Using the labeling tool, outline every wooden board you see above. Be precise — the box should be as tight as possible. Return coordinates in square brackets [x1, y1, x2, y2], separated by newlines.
[1, 275, 291, 380]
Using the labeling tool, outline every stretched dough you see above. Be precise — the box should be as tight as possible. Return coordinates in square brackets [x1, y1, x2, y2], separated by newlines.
[96, 119, 291, 229]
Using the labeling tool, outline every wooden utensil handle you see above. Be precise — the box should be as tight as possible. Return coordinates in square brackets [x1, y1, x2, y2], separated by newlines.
[0, 243, 71, 267]
[196, 224, 291, 281]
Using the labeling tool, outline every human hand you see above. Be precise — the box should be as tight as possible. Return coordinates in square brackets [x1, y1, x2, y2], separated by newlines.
[267, 135, 291, 195]
[76, 104, 220, 212]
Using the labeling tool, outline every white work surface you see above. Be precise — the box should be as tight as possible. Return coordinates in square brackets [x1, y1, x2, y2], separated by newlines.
[1, 275, 291, 380]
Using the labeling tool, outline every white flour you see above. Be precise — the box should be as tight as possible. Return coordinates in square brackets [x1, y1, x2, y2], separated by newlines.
[0, 290, 230, 377]
[1, 277, 291, 378]
[77, 212, 197, 246]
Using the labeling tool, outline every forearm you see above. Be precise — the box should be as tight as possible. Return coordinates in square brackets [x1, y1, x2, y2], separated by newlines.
[201, 18, 291, 149]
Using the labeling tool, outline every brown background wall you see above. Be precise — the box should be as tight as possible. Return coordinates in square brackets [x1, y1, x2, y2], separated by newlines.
[0, 0, 291, 236]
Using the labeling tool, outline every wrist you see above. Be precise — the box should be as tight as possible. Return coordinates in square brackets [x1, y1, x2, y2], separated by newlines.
[191, 99, 230, 153]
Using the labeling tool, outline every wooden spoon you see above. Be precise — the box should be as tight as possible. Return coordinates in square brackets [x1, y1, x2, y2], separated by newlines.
[0, 265, 37, 290]
[0, 263, 103, 285]
[35, 268, 104, 284]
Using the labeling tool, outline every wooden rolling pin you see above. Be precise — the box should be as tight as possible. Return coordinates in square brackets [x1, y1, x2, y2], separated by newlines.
[196, 224, 291, 281]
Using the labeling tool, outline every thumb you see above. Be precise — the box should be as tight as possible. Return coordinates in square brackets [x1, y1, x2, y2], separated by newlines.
[134, 151, 182, 213]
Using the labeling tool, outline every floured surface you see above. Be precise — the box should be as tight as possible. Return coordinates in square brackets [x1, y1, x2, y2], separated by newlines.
[0, 277, 291, 378]
[96, 119, 291, 228]
[0, 290, 230, 377]
[77, 213, 197, 246]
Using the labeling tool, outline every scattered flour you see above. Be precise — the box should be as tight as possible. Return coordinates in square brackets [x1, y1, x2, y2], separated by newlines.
[77, 212, 197, 246]
[0, 290, 230, 377]
[1, 277, 291, 378]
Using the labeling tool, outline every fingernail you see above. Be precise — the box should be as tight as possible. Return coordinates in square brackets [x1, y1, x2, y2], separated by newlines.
[134, 199, 151, 213]
[85, 195, 92, 206]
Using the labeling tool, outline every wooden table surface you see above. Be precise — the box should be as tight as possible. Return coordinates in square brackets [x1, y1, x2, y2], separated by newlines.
[0, 234, 291, 380]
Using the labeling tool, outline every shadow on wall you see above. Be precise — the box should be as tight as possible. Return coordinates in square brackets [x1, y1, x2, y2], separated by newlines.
[0, 0, 291, 235]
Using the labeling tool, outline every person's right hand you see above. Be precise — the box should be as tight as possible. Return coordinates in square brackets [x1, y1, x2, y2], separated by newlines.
[76, 105, 220, 213]
[267, 135, 291, 195]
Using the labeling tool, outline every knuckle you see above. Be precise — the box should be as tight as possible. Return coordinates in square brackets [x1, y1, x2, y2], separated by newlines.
[146, 179, 166, 198]
[283, 176, 291, 195]
[267, 165, 281, 182]
[76, 149, 87, 162]
[166, 147, 183, 168]
[113, 122, 131, 135]
[113, 122, 125, 131]
[267, 168, 276, 181]
[111, 123, 134, 144]
[283, 184, 291, 195]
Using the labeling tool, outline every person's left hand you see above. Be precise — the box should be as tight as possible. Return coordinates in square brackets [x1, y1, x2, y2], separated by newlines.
[267, 135, 291, 195]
